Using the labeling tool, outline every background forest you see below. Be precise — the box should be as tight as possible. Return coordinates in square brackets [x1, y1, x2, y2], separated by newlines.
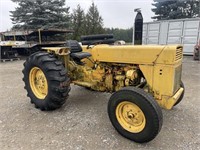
[10, 0, 200, 42]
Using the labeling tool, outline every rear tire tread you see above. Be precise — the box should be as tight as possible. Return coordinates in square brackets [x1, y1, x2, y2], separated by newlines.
[22, 51, 70, 111]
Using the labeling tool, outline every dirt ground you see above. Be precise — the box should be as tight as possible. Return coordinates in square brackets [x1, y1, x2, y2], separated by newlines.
[0, 56, 199, 150]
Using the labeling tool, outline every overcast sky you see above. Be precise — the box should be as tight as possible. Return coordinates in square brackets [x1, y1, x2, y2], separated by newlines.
[0, 0, 154, 32]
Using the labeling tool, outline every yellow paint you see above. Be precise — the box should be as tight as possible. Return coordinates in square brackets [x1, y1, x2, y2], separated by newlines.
[81, 46, 94, 68]
[29, 67, 48, 99]
[87, 44, 182, 65]
[126, 70, 136, 80]
[42, 44, 184, 109]
[73, 81, 93, 88]
[116, 101, 146, 133]
[136, 46, 183, 109]
[0, 41, 18, 46]
[139, 65, 154, 88]
[158, 88, 184, 109]
[91, 45, 165, 64]
[156, 45, 183, 64]
[152, 62, 182, 99]
[42, 47, 70, 56]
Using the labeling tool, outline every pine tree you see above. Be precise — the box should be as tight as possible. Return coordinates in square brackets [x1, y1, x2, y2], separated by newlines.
[184, 0, 200, 18]
[71, 5, 85, 41]
[85, 2, 105, 35]
[152, 0, 200, 20]
[105, 28, 133, 43]
[10, 0, 71, 30]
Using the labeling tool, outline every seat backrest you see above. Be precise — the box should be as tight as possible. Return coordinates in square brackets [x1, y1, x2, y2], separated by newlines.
[65, 40, 82, 53]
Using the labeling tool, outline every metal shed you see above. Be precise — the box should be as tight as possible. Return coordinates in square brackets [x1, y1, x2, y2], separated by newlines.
[133, 18, 200, 55]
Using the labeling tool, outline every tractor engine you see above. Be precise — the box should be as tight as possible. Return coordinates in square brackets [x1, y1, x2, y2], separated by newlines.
[70, 62, 141, 92]
[108, 64, 141, 91]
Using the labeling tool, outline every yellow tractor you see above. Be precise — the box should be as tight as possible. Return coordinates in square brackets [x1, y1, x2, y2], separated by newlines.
[22, 40, 184, 143]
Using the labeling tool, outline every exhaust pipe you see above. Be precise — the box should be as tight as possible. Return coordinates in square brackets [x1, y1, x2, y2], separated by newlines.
[134, 9, 143, 45]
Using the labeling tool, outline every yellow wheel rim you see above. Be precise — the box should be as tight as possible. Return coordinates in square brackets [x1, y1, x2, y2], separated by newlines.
[116, 101, 146, 133]
[29, 67, 48, 99]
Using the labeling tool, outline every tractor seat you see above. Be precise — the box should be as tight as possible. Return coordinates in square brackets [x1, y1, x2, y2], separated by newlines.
[65, 40, 91, 60]
[70, 52, 91, 60]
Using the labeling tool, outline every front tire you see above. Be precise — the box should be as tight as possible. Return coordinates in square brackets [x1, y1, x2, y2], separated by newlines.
[22, 52, 70, 111]
[108, 87, 163, 143]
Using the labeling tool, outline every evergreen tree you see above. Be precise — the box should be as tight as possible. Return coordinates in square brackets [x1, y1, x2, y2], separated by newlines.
[71, 5, 85, 41]
[10, 0, 71, 30]
[105, 28, 133, 43]
[85, 2, 105, 35]
[152, 0, 200, 20]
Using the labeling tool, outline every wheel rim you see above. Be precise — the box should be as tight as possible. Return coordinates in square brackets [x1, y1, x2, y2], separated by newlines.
[116, 101, 146, 133]
[29, 67, 48, 99]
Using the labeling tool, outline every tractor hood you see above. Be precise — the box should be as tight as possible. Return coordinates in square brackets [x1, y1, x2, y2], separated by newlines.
[90, 44, 183, 65]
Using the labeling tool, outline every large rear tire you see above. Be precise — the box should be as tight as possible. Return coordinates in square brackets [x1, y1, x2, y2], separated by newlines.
[22, 52, 70, 111]
[108, 87, 163, 143]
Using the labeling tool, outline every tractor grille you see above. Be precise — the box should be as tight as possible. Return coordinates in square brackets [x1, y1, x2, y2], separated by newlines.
[173, 64, 182, 93]
[175, 47, 183, 61]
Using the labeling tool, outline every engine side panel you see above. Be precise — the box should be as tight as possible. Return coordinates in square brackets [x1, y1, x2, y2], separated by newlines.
[88, 44, 182, 65]
[91, 45, 164, 65]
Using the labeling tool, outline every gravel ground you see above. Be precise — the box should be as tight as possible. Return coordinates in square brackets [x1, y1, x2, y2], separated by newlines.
[0, 56, 199, 150]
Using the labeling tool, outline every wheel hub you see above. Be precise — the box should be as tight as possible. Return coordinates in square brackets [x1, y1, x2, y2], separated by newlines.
[116, 101, 146, 133]
[29, 67, 48, 99]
